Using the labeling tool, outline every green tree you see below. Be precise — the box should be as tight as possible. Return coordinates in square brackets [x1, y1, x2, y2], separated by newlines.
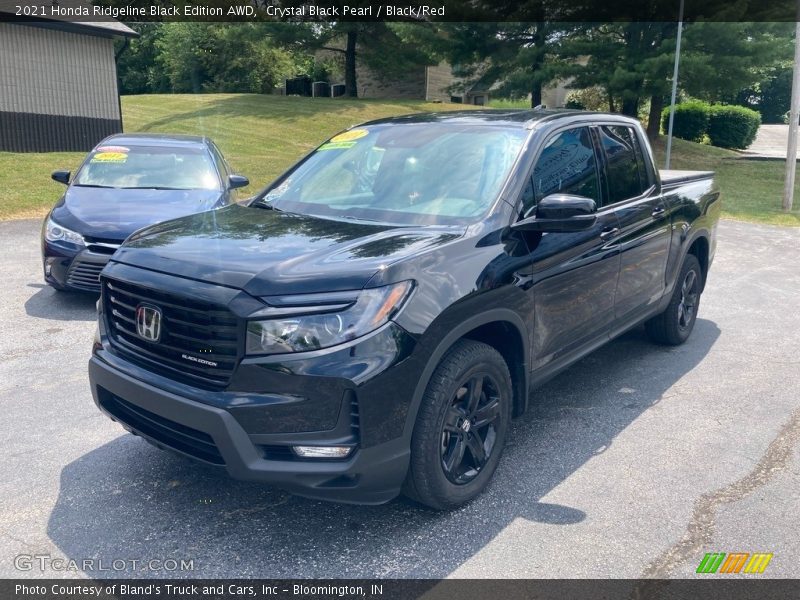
[155, 23, 299, 94]
[559, 23, 679, 138]
[736, 64, 793, 124]
[680, 22, 793, 104]
[395, 21, 569, 108]
[560, 22, 791, 139]
[269, 21, 436, 97]
[115, 23, 170, 94]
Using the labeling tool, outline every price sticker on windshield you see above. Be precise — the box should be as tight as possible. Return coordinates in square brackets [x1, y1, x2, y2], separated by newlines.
[319, 141, 357, 151]
[91, 152, 128, 163]
[330, 128, 369, 143]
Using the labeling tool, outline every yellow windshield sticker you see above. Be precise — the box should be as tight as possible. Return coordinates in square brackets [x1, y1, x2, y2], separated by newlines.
[330, 128, 369, 143]
[319, 141, 357, 151]
[91, 152, 128, 163]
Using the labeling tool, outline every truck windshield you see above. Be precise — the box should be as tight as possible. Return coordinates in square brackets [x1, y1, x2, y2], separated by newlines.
[74, 145, 220, 191]
[259, 124, 527, 225]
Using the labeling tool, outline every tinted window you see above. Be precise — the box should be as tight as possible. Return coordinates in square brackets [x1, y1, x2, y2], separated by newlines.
[531, 127, 599, 210]
[260, 124, 527, 226]
[598, 126, 647, 204]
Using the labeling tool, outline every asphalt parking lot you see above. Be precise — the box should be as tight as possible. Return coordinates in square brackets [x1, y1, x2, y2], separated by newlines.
[0, 217, 798, 579]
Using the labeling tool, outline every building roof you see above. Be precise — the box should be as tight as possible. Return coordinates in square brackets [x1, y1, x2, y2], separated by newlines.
[0, 0, 137, 38]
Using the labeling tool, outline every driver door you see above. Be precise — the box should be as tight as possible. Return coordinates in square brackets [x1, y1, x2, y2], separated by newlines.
[516, 126, 621, 371]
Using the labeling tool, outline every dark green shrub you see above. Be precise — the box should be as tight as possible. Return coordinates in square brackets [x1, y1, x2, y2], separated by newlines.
[660, 100, 710, 142]
[707, 105, 761, 149]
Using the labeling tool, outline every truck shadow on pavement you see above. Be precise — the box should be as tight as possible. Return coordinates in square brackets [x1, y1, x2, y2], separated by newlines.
[24, 284, 98, 322]
[46, 319, 720, 578]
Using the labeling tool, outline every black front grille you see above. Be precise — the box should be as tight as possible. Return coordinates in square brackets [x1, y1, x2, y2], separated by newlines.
[98, 388, 225, 465]
[67, 256, 107, 291]
[85, 243, 120, 256]
[348, 391, 360, 437]
[103, 278, 240, 390]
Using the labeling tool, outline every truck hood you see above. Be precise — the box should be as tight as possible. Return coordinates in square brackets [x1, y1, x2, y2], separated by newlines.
[112, 204, 463, 296]
[51, 186, 223, 241]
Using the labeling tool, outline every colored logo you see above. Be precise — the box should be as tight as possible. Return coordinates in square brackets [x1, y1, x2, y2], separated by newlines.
[696, 552, 773, 574]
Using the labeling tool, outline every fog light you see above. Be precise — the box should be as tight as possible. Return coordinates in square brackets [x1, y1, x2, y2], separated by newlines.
[292, 445, 354, 459]
[45, 262, 52, 277]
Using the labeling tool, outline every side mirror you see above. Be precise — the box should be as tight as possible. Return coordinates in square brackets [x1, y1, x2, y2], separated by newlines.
[228, 174, 250, 190]
[51, 170, 71, 185]
[512, 193, 598, 233]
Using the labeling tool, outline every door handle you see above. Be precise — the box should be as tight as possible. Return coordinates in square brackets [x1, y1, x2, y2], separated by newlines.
[652, 205, 666, 218]
[600, 227, 619, 240]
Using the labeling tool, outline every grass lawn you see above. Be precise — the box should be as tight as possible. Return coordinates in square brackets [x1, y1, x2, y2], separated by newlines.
[651, 137, 800, 227]
[1, 93, 799, 226]
[0, 94, 467, 221]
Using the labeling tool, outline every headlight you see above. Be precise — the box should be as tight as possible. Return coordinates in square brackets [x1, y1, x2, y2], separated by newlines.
[246, 281, 413, 355]
[45, 217, 84, 246]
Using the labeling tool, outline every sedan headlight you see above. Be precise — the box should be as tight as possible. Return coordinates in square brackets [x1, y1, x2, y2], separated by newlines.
[246, 281, 413, 355]
[45, 217, 85, 246]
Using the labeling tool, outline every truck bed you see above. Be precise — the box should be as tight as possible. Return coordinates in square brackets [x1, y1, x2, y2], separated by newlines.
[659, 169, 715, 190]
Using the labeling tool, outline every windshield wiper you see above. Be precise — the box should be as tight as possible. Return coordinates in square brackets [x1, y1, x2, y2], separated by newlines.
[251, 199, 282, 211]
[334, 215, 383, 223]
[73, 183, 116, 189]
[125, 186, 193, 191]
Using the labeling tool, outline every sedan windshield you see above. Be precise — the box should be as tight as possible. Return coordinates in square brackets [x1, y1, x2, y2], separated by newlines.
[260, 124, 527, 225]
[74, 145, 220, 191]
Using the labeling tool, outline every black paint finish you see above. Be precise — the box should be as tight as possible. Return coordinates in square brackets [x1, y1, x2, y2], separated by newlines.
[88, 110, 721, 503]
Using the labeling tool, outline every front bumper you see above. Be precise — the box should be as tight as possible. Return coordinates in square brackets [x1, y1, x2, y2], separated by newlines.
[43, 240, 111, 292]
[89, 356, 411, 504]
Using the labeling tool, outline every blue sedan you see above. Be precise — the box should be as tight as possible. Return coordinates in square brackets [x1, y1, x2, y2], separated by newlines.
[42, 134, 249, 292]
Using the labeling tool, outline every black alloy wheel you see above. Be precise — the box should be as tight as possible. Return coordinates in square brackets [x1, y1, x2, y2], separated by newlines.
[645, 253, 703, 345]
[404, 339, 512, 510]
[677, 268, 699, 332]
[440, 373, 502, 485]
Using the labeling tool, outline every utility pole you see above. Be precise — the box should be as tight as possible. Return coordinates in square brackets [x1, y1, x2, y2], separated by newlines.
[664, 0, 685, 170]
[782, 20, 800, 212]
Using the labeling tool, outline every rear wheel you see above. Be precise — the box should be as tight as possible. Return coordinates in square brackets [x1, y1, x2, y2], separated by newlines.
[645, 253, 702, 345]
[403, 340, 512, 510]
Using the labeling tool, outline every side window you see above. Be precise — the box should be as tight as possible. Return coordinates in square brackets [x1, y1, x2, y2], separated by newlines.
[598, 125, 647, 204]
[520, 177, 535, 217]
[531, 127, 599, 211]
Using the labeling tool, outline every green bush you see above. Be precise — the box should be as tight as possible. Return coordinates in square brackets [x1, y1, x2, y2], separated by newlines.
[707, 105, 762, 149]
[660, 101, 710, 142]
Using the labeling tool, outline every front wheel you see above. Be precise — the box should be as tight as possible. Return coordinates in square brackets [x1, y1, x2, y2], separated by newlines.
[403, 340, 512, 510]
[645, 253, 702, 345]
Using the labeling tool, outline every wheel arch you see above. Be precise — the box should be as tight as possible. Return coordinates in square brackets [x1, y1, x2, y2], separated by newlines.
[402, 309, 530, 441]
[687, 234, 710, 291]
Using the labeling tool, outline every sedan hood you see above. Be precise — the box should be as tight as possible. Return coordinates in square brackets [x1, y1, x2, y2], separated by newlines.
[112, 204, 463, 296]
[51, 186, 223, 241]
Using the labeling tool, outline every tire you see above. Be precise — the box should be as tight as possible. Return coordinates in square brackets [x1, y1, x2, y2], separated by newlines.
[403, 339, 512, 510]
[645, 253, 702, 346]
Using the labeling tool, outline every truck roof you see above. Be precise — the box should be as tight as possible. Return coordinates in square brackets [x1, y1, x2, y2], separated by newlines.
[361, 109, 639, 130]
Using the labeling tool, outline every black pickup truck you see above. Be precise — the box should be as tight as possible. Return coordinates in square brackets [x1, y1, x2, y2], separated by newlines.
[89, 110, 720, 509]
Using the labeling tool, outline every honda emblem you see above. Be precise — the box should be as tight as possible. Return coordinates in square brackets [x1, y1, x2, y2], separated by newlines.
[135, 304, 162, 342]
